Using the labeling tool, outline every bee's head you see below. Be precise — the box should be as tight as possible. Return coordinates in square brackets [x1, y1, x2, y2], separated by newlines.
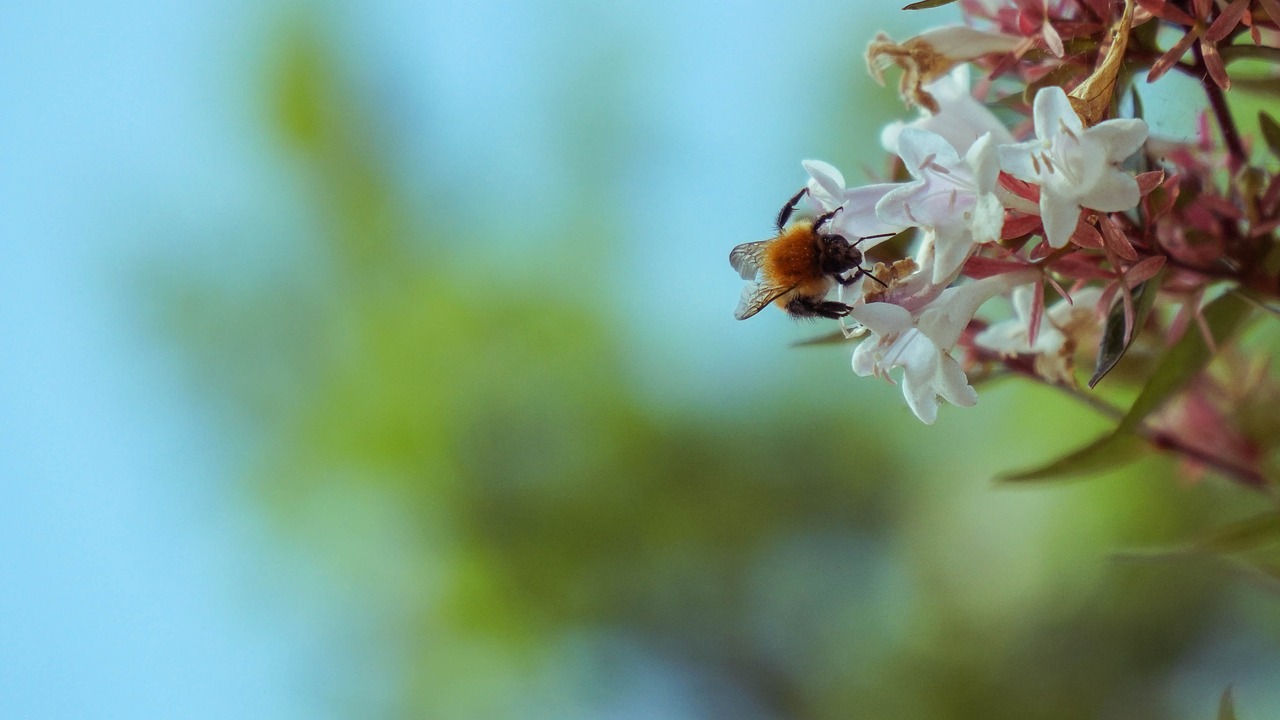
[816, 232, 863, 276]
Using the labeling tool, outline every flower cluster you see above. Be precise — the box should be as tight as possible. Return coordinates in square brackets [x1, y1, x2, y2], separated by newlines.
[732, 0, 1280, 486]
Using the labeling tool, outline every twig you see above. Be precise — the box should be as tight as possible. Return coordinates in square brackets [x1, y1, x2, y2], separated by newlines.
[1194, 42, 1248, 167]
[1026, 368, 1273, 489]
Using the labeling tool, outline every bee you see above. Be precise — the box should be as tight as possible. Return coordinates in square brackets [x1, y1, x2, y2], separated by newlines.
[730, 188, 889, 321]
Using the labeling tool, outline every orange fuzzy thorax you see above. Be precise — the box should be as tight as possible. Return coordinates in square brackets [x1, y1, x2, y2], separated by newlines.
[762, 221, 832, 305]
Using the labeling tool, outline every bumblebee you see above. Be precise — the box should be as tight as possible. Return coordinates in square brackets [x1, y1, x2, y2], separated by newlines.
[730, 188, 886, 321]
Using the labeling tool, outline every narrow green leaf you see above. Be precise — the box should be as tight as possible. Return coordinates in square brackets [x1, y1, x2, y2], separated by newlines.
[1261, 111, 1280, 159]
[1090, 293, 1131, 389]
[1194, 511, 1280, 555]
[1221, 43, 1280, 65]
[1231, 76, 1280, 97]
[1089, 270, 1164, 388]
[1116, 292, 1253, 432]
[902, 0, 958, 9]
[999, 432, 1146, 482]
[792, 329, 852, 347]
[1226, 287, 1280, 317]
[1227, 557, 1280, 595]
[1218, 686, 1237, 720]
[1113, 511, 1280, 562]
[1129, 83, 1144, 120]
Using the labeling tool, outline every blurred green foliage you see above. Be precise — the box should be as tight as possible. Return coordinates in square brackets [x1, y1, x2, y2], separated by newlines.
[163, 19, 1278, 720]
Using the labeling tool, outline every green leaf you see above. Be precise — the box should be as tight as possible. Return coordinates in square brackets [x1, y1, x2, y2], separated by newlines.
[1115, 292, 1253, 432]
[1129, 83, 1144, 120]
[1232, 77, 1280, 99]
[1218, 686, 1237, 720]
[1195, 512, 1280, 555]
[1227, 557, 1280, 595]
[1260, 111, 1280, 159]
[998, 432, 1147, 482]
[1220, 43, 1280, 66]
[792, 329, 852, 347]
[1089, 271, 1163, 388]
[1114, 511, 1280, 561]
[902, 0, 957, 8]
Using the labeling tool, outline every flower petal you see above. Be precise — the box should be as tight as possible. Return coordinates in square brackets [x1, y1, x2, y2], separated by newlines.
[834, 182, 905, 242]
[935, 354, 979, 407]
[1076, 170, 1140, 212]
[930, 224, 977, 285]
[965, 133, 1000, 193]
[1089, 118, 1149, 163]
[1033, 86, 1083, 144]
[997, 139, 1049, 184]
[900, 349, 943, 424]
[1040, 190, 1082, 248]
[896, 127, 961, 179]
[968, 191, 1005, 245]
[802, 159, 847, 203]
[847, 301, 912, 336]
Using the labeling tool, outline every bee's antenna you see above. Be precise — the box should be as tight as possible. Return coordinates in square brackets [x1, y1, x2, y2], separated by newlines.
[852, 231, 896, 247]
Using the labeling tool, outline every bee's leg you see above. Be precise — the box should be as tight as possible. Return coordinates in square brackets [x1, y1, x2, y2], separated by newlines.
[786, 296, 851, 319]
[812, 206, 845, 234]
[776, 187, 809, 232]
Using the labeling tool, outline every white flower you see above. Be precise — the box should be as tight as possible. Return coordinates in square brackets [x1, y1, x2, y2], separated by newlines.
[850, 270, 1037, 424]
[997, 86, 1148, 249]
[851, 304, 974, 425]
[801, 159, 905, 253]
[875, 128, 1005, 286]
[881, 65, 1016, 156]
[975, 285, 1103, 383]
[867, 27, 1026, 114]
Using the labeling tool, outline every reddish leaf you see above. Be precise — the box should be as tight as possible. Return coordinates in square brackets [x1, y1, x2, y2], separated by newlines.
[1135, 170, 1166, 195]
[1027, 278, 1046, 348]
[1049, 252, 1111, 280]
[1069, 218, 1105, 249]
[1125, 256, 1166, 286]
[1205, 0, 1250, 42]
[1099, 214, 1140, 261]
[962, 255, 1033, 278]
[1002, 212, 1044, 239]
[1135, 0, 1196, 25]
[998, 173, 1039, 201]
[1147, 30, 1199, 84]
[1249, 218, 1280, 237]
[1259, 0, 1280, 27]
[1144, 173, 1181, 220]
[1045, 274, 1071, 307]
[1201, 193, 1244, 219]
[1202, 41, 1232, 90]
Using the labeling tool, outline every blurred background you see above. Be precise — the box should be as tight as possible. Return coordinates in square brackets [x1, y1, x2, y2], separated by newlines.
[2, 1, 1278, 717]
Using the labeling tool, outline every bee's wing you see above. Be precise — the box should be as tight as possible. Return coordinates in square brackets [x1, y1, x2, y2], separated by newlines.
[734, 279, 795, 320]
[729, 241, 769, 281]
